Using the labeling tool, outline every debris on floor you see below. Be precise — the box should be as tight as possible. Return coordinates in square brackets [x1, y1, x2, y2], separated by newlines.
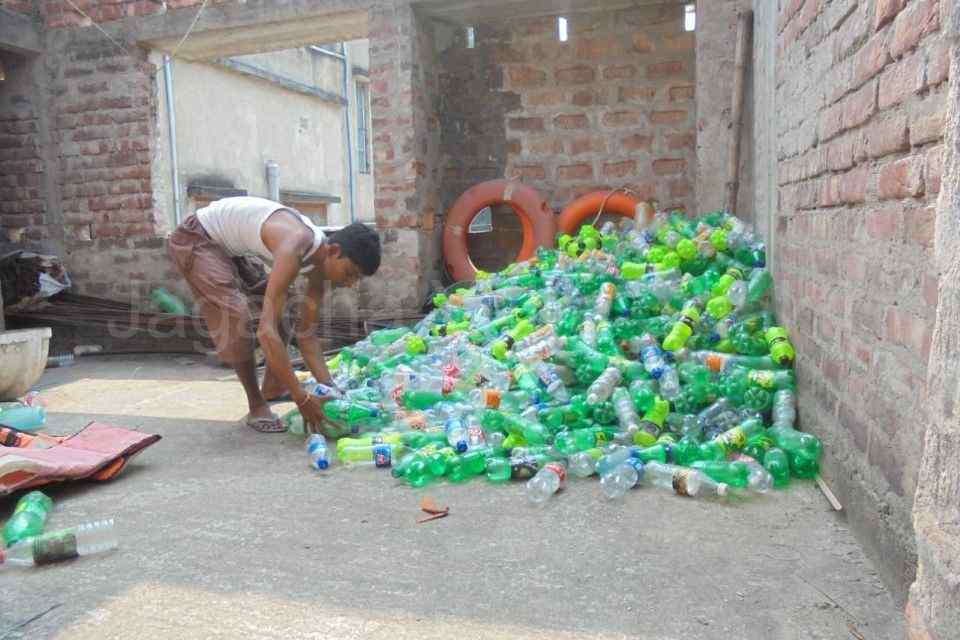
[305, 211, 820, 501]
[416, 496, 449, 524]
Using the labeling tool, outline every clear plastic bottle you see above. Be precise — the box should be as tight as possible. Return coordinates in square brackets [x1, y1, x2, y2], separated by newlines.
[637, 333, 666, 379]
[533, 362, 569, 401]
[594, 444, 631, 477]
[0, 519, 117, 569]
[658, 365, 681, 400]
[445, 416, 469, 453]
[580, 318, 598, 348]
[643, 462, 729, 498]
[600, 459, 645, 499]
[306, 434, 330, 470]
[612, 387, 640, 435]
[511, 324, 555, 354]
[567, 448, 602, 477]
[772, 389, 797, 428]
[526, 461, 567, 505]
[593, 282, 615, 319]
[586, 367, 622, 404]
[515, 336, 564, 366]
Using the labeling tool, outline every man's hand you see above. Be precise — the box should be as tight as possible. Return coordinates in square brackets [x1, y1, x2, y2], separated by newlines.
[296, 393, 329, 433]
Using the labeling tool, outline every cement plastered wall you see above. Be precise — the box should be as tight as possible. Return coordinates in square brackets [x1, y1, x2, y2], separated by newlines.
[161, 54, 350, 226]
[694, 0, 754, 222]
[774, 0, 948, 599]
[346, 39, 376, 223]
[11, 0, 431, 315]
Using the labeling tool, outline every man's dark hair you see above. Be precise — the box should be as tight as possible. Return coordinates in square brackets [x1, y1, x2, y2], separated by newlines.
[328, 223, 381, 276]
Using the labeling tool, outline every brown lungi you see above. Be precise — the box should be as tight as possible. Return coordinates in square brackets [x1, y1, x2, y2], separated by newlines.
[167, 215, 256, 365]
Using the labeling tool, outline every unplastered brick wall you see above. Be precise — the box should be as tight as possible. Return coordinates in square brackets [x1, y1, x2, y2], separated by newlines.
[0, 0, 35, 15]
[0, 54, 47, 248]
[775, 0, 948, 596]
[31, 0, 440, 312]
[438, 2, 696, 219]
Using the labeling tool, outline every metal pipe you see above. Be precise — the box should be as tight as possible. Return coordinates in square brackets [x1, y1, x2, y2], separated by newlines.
[266, 161, 280, 201]
[309, 45, 345, 60]
[162, 55, 183, 225]
[341, 43, 356, 223]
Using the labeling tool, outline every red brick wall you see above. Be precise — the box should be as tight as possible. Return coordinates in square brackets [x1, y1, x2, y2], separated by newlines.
[0, 54, 46, 248]
[776, 0, 947, 593]
[54, 41, 157, 243]
[439, 3, 696, 221]
[0, 0, 35, 14]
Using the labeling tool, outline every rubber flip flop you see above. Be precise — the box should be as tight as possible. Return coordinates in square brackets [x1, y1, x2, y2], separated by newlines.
[244, 415, 287, 433]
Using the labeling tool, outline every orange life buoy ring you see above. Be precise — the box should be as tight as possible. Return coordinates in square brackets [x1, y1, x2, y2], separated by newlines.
[557, 190, 655, 235]
[442, 180, 556, 281]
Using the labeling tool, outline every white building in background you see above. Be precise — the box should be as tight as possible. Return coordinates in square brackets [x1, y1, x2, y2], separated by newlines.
[154, 40, 374, 230]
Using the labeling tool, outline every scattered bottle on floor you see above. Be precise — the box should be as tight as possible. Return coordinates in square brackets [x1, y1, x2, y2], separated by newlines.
[2, 491, 53, 547]
[0, 519, 117, 569]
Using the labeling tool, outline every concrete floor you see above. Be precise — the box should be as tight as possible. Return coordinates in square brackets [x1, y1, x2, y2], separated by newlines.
[3, 355, 904, 639]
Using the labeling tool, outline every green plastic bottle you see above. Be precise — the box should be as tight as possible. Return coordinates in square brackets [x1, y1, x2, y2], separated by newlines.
[700, 418, 765, 459]
[765, 327, 796, 366]
[369, 327, 411, 347]
[763, 448, 791, 488]
[632, 397, 670, 447]
[469, 313, 518, 345]
[322, 400, 381, 424]
[553, 426, 616, 454]
[662, 301, 702, 351]
[491, 319, 535, 360]
[767, 426, 821, 478]
[620, 261, 646, 280]
[431, 320, 471, 337]
[485, 457, 513, 483]
[691, 460, 751, 488]
[338, 443, 411, 468]
[2, 491, 53, 547]
[746, 268, 773, 303]
[711, 266, 745, 298]
[401, 390, 460, 410]
[151, 287, 188, 316]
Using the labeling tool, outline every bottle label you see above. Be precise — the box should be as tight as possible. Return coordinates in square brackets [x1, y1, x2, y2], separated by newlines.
[716, 427, 746, 453]
[672, 470, 693, 497]
[483, 389, 502, 409]
[467, 426, 486, 446]
[543, 462, 567, 485]
[372, 445, 392, 468]
[748, 370, 775, 389]
[510, 456, 539, 480]
[441, 376, 456, 395]
[704, 354, 726, 373]
[33, 531, 79, 565]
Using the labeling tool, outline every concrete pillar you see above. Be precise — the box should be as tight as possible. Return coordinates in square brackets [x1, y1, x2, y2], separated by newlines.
[906, 6, 960, 638]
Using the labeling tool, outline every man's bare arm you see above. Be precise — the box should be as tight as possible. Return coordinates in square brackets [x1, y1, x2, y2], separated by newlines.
[257, 248, 307, 402]
[298, 277, 335, 386]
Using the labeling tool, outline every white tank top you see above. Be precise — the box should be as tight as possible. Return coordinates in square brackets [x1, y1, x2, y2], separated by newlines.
[196, 196, 325, 273]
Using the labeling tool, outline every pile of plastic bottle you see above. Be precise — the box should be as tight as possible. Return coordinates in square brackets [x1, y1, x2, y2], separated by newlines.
[287, 209, 823, 504]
